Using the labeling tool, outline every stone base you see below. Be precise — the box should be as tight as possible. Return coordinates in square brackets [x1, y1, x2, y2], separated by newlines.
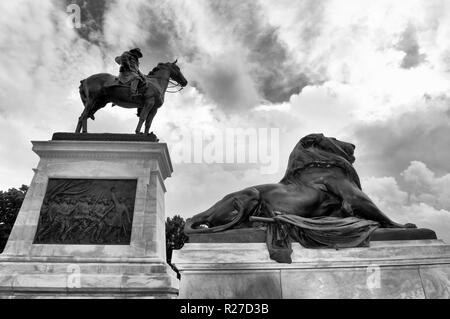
[172, 240, 450, 299]
[0, 136, 177, 299]
[0, 256, 178, 299]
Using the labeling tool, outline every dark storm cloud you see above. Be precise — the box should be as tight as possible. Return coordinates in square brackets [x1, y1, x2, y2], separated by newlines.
[193, 62, 257, 110]
[199, 0, 314, 106]
[397, 23, 426, 69]
[60, 0, 318, 111]
[90, 0, 318, 111]
[353, 96, 450, 177]
[129, 8, 180, 68]
[248, 28, 311, 103]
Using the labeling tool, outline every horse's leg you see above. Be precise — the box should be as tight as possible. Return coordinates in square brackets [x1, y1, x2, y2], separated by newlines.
[81, 110, 88, 133]
[75, 109, 89, 133]
[80, 98, 101, 133]
[135, 97, 155, 134]
[144, 107, 158, 134]
[76, 103, 91, 133]
[75, 115, 83, 133]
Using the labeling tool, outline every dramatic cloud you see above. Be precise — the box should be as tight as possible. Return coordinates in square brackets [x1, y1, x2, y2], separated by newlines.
[1, 0, 450, 242]
[397, 23, 427, 69]
[353, 98, 450, 177]
[363, 161, 450, 242]
[402, 161, 450, 210]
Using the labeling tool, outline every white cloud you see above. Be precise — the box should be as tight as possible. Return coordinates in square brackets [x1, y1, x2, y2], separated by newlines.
[363, 176, 409, 209]
[363, 161, 450, 243]
[402, 161, 450, 210]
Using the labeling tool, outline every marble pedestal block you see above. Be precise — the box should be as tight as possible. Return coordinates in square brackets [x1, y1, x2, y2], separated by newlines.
[173, 240, 450, 299]
[0, 135, 178, 298]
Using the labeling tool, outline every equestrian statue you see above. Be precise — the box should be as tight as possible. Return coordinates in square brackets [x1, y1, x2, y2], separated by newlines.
[75, 48, 188, 134]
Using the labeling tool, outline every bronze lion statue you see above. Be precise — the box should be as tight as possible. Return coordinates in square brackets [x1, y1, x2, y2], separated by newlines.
[185, 133, 416, 236]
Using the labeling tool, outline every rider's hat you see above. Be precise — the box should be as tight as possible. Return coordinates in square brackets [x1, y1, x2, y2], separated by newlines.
[129, 48, 143, 58]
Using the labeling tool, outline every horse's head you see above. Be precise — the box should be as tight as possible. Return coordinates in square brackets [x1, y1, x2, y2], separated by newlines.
[149, 60, 188, 87]
[168, 59, 188, 87]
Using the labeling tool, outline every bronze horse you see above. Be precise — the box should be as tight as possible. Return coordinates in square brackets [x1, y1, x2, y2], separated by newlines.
[185, 134, 416, 234]
[76, 60, 188, 134]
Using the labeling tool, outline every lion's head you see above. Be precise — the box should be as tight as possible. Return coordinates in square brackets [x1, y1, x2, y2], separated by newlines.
[281, 133, 360, 187]
[299, 133, 356, 163]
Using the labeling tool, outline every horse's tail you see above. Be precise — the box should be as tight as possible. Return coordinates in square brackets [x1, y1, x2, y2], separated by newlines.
[79, 79, 88, 107]
[79, 79, 97, 120]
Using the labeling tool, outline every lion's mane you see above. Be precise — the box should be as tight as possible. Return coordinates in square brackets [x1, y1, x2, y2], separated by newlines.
[280, 133, 362, 189]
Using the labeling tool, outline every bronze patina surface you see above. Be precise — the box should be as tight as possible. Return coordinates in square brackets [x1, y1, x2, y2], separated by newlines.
[185, 134, 417, 235]
[34, 179, 137, 245]
[75, 53, 188, 135]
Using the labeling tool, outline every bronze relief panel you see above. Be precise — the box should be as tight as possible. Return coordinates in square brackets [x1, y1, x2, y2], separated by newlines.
[34, 179, 137, 245]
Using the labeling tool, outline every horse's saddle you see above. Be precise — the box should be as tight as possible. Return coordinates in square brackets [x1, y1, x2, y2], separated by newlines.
[104, 76, 128, 89]
[104, 76, 164, 107]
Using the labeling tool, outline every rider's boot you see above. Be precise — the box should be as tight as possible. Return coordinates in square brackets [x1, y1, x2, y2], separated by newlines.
[130, 79, 141, 98]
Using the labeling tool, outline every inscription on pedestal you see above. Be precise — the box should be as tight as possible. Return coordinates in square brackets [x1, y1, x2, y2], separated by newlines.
[34, 179, 137, 245]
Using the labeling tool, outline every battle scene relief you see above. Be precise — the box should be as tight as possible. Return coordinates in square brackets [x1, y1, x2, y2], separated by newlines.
[34, 179, 137, 245]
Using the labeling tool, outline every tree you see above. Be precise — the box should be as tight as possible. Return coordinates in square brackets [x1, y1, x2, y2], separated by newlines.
[165, 215, 189, 276]
[0, 185, 28, 253]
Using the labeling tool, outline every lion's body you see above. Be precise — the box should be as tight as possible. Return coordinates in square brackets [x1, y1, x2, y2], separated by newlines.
[184, 134, 416, 234]
[256, 183, 323, 216]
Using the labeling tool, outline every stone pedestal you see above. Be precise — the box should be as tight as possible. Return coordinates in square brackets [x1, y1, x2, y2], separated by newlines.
[0, 135, 178, 298]
[173, 239, 450, 299]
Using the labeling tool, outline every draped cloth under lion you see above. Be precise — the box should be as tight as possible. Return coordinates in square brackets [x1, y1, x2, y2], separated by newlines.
[263, 215, 379, 263]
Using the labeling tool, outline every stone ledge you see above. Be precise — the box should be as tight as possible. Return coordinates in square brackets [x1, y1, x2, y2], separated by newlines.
[188, 227, 437, 243]
[52, 132, 159, 142]
[173, 240, 450, 269]
[31, 139, 173, 180]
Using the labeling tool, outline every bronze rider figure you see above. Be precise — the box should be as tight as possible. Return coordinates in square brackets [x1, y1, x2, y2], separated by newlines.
[115, 48, 146, 97]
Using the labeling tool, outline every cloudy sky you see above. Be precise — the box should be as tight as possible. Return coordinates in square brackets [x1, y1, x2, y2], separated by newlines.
[1, 0, 450, 241]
